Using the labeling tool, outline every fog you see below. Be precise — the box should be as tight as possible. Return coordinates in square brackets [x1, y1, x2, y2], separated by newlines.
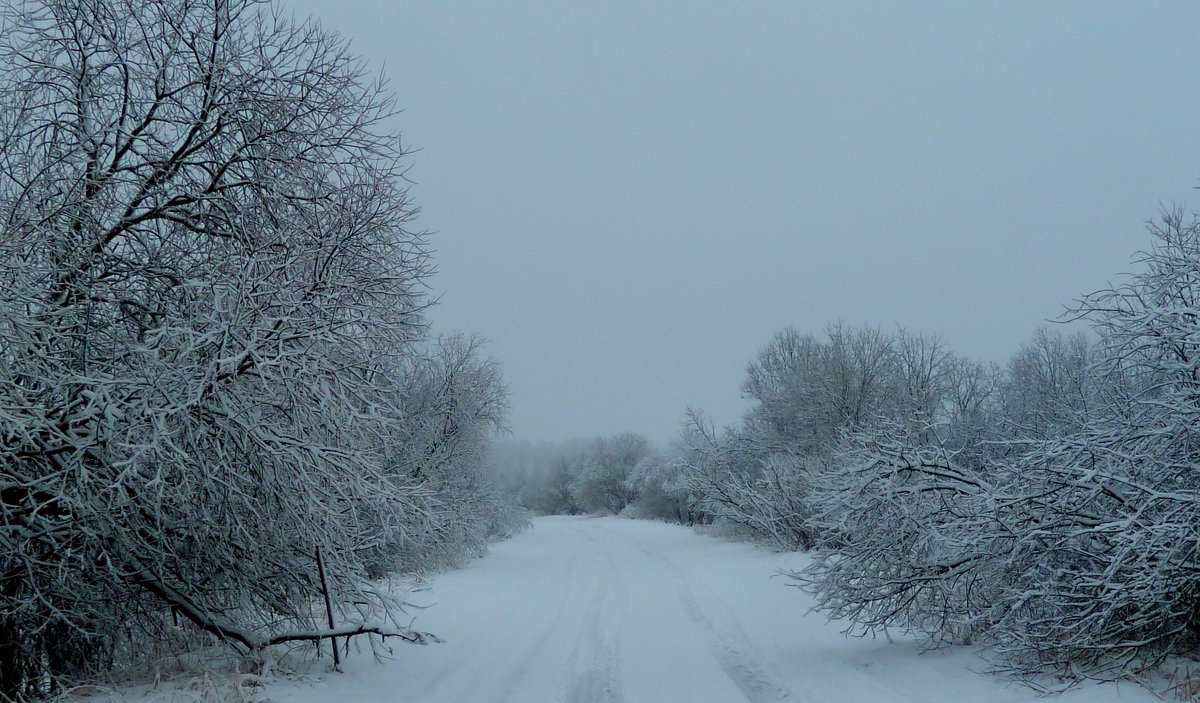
[283, 0, 1200, 444]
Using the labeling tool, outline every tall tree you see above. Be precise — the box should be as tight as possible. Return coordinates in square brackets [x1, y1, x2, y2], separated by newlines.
[0, 0, 434, 694]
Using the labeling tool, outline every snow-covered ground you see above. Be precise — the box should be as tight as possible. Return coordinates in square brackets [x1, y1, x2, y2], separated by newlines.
[270, 516, 1159, 703]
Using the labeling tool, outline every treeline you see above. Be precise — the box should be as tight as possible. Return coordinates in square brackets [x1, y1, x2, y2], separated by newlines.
[513, 210, 1200, 687]
[509, 434, 695, 523]
[0, 1, 524, 700]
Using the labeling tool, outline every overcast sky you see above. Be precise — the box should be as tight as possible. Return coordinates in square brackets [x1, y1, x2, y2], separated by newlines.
[284, 0, 1200, 445]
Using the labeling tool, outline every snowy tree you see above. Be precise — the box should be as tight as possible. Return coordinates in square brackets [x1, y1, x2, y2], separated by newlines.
[939, 355, 1002, 461]
[517, 454, 580, 515]
[794, 423, 1011, 645]
[623, 448, 696, 523]
[891, 328, 954, 433]
[679, 411, 812, 549]
[995, 327, 1096, 440]
[795, 208, 1200, 685]
[822, 324, 899, 426]
[681, 324, 928, 550]
[0, 0, 443, 694]
[740, 328, 833, 453]
[991, 208, 1200, 677]
[376, 334, 518, 574]
[740, 325, 901, 451]
[570, 433, 650, 515]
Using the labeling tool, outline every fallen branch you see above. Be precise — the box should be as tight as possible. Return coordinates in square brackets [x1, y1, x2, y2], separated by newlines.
[130, 564, 434, 653]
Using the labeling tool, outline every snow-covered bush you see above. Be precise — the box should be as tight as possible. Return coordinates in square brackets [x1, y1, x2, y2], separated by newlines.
[796, 424, 1014, 646]
[368, 334, 513, 575]
[677, 325, 970, 551]
[988, 210, 1200, 677]
[679, 413, 813, 550]
[795, 209, 1200, 684]
[479, 487, 534, 541]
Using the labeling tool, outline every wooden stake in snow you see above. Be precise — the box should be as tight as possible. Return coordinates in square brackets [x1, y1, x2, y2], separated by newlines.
[315, 546, 341, 671]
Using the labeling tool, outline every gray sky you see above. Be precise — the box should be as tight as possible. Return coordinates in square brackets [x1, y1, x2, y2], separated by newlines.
[284, 0, 1200, 445]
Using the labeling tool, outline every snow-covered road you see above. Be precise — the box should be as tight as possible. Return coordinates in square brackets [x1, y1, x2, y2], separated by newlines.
[274, 517, 1157, 703]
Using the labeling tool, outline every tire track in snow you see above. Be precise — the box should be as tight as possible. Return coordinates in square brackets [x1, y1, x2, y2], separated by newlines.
[565, 585, 623, 703]
[484, 549, 581, 701]
[418, 532, 583, 703]
[591, 522, 923, 703]
[564, 524, 627, 703]
[589, 522, 798, 703]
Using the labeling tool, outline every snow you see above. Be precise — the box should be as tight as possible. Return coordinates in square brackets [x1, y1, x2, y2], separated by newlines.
[269, 516, 1159, 703]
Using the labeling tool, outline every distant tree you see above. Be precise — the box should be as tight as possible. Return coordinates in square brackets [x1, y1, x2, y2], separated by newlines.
[570, 433, 650, 514]
[996, 327, 1096, 439]
[891, 328, 954, 433]
[523, 455, 583, 515]
[624, 448, 696, 523]
[821, 323, 900, 431]
[741, 328, 832, 452]
[939, 355, 1002, 460]
[740, 324, 903, 453]
[680, 324, 916, 550]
